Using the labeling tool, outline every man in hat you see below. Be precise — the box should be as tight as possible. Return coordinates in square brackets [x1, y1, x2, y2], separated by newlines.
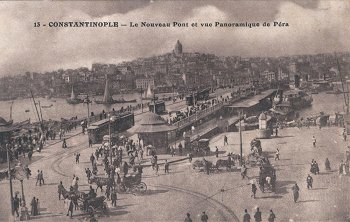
[306, 174, 313, 189]
[292, 183, 300, 203]
[243, 209, 251, 222]
[268, 209, 276, 222]
[254, 207, 262, 222]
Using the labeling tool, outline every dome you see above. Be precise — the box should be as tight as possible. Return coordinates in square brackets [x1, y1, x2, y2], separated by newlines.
[140, 112, 167, 125]
[259, 112, 267, 120]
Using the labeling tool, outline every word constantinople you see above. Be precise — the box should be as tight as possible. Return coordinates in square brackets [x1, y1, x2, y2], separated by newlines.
[33, 21, 289, 28]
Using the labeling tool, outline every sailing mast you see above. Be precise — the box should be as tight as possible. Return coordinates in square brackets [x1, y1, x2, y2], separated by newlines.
[30, 90, 42, 125]
[335, 53, 349, 114]
[103, 75, 113, 103]
[9, 101, 14, 121]
[70, 85, 76, 100]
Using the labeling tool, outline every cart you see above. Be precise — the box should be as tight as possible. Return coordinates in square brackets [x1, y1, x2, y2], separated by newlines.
[117, 173, 147, 194]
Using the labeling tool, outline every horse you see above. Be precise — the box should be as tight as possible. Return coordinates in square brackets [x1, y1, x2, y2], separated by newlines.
[192, 160, 214, 170]
[61, 187, 81, 210]
[89, 176, 114, 192]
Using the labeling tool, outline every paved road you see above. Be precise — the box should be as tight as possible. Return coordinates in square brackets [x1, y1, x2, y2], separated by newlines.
[0, 128, 238, 222]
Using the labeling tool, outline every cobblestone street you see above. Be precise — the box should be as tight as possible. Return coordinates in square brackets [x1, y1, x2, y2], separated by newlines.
[1, 125, 350, 221]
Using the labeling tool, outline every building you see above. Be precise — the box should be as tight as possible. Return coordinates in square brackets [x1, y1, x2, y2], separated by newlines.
[135, 76, 155, 90]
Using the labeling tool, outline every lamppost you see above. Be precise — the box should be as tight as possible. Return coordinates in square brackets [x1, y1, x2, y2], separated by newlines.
[239, 110, 243, 166]
[14, 162, 26, 206]
[108, 115, 116, 163]
[84, 95, 92, 126]
[6, 145, 14, 216]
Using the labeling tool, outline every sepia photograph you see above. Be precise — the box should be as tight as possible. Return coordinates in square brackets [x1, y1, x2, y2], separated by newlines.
[0, 0, 350, 221]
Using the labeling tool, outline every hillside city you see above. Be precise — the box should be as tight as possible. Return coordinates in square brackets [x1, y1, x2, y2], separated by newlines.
[0, 40, 350, 100]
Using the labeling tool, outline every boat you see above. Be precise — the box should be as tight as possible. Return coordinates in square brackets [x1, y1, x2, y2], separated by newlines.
[66, 86, 83, 104]
[141, 84, 154, 100]
[269, 89, 313, 121]
[95, 77, 137, 104]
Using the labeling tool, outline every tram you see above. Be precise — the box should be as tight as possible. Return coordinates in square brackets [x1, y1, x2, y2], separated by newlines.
[87, 112, 134, 144]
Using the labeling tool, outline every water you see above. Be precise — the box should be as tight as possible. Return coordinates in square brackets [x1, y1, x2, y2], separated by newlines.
[0, 91, 346, 123]
[0, 93, 143, 123]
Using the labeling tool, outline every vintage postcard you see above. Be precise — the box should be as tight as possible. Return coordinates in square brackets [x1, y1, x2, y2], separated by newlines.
[0, 1, 349, 221]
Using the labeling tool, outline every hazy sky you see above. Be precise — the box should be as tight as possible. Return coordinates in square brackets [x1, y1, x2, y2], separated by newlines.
[0, 0, 349, 76]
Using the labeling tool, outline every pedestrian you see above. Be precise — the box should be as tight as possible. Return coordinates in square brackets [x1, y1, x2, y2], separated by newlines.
[325, 158, 331, 170]
[140, 148, 144, 160]
[215, 146, 219, 158]
[201, 211, 208, 222]
[13, 194, 20, 217]
[343, 129, 347, 141]
[155, 163, 159, 175]
[251, 183, 257, 198]
[241, 164, 247, 179]
[184, 212, 193, 222]
[66, 198, 74, 218]
[90, 153, 95, 166]
[123, 161, 129, 177]
[40, 170, 45, 185]
[62, 138, 67, 148]
[275, 148, 280, 161]
[275, 126, 278, 137]
[164, 160, 170, 174]
[224, 135, 228, 145]
[306, 174, 313, 189]
[188, 152, 193, 163]
[254, 207, 262, 222]
[89, 138, 93, 147]
[268, 209, 276, 222]
[204, 159, 210, 175]
[28, 150, 33, 161]
[75, 153, 80, 164]
[58, 181, 64, 200]
[35, 170, 41, 186]
[105, 186, 111, 200]
[178, 143, 183, 156]
[31, 196, 37, 216]
[243, 209, 251, 222]
[292, 183, 300, 203]
[111, 189, 117, 207]
[312, 136, 316, 147]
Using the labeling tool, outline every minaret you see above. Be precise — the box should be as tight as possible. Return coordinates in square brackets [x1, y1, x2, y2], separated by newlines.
[174, 40, 183, 55]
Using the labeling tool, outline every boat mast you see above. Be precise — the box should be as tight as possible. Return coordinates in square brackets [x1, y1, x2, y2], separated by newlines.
[335, 53, 349, 114]
[9, 101, 14, 121]
[30, 89, 42, 124]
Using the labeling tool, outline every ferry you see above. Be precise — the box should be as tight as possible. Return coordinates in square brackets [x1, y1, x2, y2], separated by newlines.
[269, 89, 313, 120]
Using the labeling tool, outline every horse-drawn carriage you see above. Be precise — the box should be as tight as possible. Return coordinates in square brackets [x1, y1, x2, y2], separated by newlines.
[117, 173, 147, 194]
[61, 184, 109, 216]
[258, 163, 276, 193]
[191, 139, 210, 156]
[79, 194, 108, 215]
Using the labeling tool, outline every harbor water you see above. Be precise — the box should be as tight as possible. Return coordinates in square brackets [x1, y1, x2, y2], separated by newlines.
[0, 92, 346, 123]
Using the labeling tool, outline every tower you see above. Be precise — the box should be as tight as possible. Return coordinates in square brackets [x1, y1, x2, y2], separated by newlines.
[174, 40, 183, 55]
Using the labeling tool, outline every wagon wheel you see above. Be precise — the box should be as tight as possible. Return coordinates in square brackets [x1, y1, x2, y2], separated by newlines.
[137, 182, 147, 193]
[102, 202, 109, 213]
[87, 206, 95, 216]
